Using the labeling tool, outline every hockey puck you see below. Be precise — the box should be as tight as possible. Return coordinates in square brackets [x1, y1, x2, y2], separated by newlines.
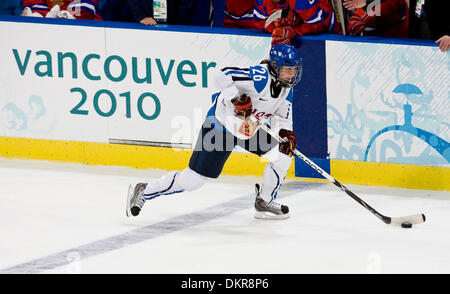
[401, 222, 412, 228]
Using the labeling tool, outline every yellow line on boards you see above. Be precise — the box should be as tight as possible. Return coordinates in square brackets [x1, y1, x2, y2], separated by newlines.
[0, 137, 447, 190]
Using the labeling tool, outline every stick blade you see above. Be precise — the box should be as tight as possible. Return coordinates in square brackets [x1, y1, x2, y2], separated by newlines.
[389, 213, 426, 227]
[265, 9, 283, 28]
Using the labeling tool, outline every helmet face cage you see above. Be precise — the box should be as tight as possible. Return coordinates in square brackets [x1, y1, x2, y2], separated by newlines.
[269, 44, 303, 88]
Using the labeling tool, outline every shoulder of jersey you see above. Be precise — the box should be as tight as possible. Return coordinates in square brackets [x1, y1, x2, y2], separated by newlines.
[249, 65, 270, 94]
[286, 88, 293, 103]
[293, 0, 318, 10]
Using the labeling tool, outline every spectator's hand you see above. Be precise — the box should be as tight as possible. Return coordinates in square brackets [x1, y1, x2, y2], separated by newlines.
[343, 0, 367, 10]
[271, 26, 297, 46]
[346, 10, 375, 36]
[435, 35, 450, 52]
[140, 17, 157, 26]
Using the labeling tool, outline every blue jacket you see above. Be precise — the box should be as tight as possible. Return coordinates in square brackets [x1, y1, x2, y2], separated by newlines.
[127, 0, 154, 22]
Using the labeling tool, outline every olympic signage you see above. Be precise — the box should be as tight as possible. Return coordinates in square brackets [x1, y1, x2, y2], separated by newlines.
[0, 19, 271, 146]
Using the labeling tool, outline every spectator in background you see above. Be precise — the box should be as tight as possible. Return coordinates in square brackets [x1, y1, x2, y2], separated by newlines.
[343, 0, 408, 38]
[128, 0, 198, 25]
[99, 0, 134, 22]
[254, 0, 341, 45]
[167, 0, 195, 25]
[224, 0, 259, 29]
[0, 0, 23, 16]
[409, 0, 450, 52]
[128, 0, 158, 25]
[21, 0, 102, 20]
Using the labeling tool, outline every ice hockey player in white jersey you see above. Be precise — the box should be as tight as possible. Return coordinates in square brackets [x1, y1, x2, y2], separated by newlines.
[126, 43, 303, 219]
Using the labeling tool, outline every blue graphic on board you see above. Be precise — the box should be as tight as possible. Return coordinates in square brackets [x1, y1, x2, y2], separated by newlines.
[228, 36, 271, 65]
[327, 42, 449, 167]
[3, 103, 27, 130]
[364, 84, 449, 163]
[2, 94, 55, 134]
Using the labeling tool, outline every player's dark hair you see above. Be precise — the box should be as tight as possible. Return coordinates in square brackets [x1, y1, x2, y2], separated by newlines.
[260, 59, 278, 78]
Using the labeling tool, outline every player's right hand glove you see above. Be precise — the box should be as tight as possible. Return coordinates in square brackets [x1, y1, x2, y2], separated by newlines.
[271, 26, 297, 46]
[279, 129, 297, 157]
[277, 9, 302, 27]
[231, 94, 253, 118]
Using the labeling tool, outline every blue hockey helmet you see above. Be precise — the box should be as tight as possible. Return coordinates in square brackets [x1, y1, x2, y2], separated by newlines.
[269, 44, 303, 87]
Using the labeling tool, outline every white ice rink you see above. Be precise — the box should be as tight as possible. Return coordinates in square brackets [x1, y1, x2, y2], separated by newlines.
[0, 158, 449, 274]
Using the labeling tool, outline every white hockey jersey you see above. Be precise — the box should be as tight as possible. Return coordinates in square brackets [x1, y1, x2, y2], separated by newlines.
[209, 63, 293, 140]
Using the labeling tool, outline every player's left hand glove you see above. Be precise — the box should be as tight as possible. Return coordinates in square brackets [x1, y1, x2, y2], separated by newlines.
[279, 129, 297, 157]
[45, 4, 60, 18]
[346, 9, 375, 36]
[231, 94, 253, 118]
[57, 10, 76, 19]
[271, 26, 297, 46]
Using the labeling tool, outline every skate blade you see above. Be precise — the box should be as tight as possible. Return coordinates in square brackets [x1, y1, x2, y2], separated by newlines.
[125, 184, 135, 217]
[254, 211, 289, 220]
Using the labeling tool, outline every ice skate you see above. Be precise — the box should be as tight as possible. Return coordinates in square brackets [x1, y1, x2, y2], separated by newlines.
[126, 183, 147, 217]
[254, 183, 289, 219]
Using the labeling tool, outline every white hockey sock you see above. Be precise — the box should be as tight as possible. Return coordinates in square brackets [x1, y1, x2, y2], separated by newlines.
[143, 168, 207, 200]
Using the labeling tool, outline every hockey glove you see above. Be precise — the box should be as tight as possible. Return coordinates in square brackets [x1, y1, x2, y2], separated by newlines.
[279, 129, 297, 157]
[45, 5, 60, 18]
[277, 9, 302, 27]
[231, 94, 253, 118]
[346, 9, 376, 36]
[271, 26, 297, 46]
[57, 10, 76, 19]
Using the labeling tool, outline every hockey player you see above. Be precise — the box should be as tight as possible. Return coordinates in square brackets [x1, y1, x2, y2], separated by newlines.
[224, 0, 260, 30]
[126, 44, 303, 220]
[254, 0, 341, 45]
[21, 0, 102, 20]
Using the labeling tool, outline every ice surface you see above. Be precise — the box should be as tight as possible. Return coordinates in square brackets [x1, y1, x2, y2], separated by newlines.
[0, 158, 448, 274]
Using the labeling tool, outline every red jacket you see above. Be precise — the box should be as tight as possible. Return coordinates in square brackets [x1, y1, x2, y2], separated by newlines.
[364, 0, 409, 38]
[23, 0, 102, 20]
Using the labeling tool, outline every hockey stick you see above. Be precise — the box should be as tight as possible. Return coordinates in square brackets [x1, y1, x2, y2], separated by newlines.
[249, 115, 426, 227]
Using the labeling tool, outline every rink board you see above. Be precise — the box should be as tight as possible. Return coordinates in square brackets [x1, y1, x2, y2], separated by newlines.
[0, 16, 448, 190]
[0, 136, 298, 180]
[1, 136, 449, 190]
